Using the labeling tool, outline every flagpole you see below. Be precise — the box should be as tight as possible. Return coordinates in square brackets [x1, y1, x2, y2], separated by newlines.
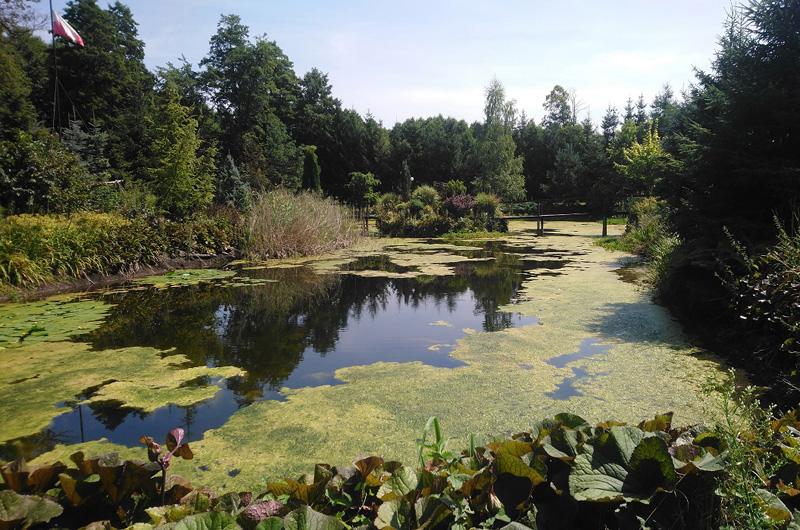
[49, 0, 60, 132]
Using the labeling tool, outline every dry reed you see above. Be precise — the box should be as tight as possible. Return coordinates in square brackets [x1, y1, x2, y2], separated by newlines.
[246, 189, 360, 259]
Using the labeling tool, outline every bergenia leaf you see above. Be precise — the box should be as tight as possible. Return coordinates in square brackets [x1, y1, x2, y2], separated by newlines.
[174, 443, 194, 461]
[167, 428, 186, 451]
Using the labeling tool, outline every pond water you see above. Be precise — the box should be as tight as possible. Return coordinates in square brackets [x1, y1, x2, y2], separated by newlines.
[0, 222, 729, 490]
[0, 240, 544, 461]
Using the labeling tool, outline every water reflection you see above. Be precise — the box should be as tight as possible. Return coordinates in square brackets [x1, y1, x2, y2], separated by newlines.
[3, 244, 544, 458]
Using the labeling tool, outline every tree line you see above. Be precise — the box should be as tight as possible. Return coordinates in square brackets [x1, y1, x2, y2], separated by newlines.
[0, 0, 798, 248]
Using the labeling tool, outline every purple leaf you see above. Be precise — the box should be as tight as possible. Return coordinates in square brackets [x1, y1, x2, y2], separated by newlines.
[241, 500, 284, 524]
[166, 428, 185, 451]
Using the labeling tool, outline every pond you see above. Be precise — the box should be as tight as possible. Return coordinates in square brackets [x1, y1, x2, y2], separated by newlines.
[0, 221, 727, 491]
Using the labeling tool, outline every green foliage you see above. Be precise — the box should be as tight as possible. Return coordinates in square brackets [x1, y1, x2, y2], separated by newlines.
[200, 15, 302, 190]
[700, 371, 800, 530]
[673, 0, 800, 242]
[411, 185, 439, 207]
[346, 171, 380, 210]
[0, 35, 37, 143]
[721, 216, 800, 385]
[473, 193, 501, 218]
[445, 179, 468, 197]
[614, 122, 671, 195]
[149, 84, 216, 220]
[473, 78, 525, 202]
[376, 186, 505, 238]
[596, 197, 681, 286]
[301, 145, 322, 193]
[19, 406, 800, 529]
[0, 210, 245, 286]
[56, 0, 155, 181]
[0, 129, 96, 214]
[246, 188, 359, 259]
[216, 154, 251, 214]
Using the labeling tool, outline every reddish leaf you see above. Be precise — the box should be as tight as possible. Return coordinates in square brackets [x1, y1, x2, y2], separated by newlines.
[166, 428, 186, 452]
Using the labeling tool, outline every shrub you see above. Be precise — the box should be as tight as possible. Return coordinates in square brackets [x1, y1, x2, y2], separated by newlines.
[444, 194, 475, 218]
[412, 185, 440, 207]
[445, 179, 467, 197]
[377, 192, 402, 212]
[414, 214, 453, 237]
[474, 192, 501, 218]
[246, 188, 360, 259]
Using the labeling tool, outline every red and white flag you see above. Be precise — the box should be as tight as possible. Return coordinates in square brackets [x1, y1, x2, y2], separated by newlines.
[52, 9, 84, 47]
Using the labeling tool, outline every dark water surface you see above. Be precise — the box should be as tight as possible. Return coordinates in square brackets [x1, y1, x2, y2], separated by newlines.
[2, 242, 553, 460]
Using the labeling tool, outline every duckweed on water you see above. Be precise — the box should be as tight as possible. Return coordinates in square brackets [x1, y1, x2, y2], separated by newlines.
[0, 340, 244, 443]
[25, 222, 728, 493]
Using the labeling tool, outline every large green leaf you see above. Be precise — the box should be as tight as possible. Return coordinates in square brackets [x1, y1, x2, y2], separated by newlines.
[554, 413, 590, 429]
[626, 437, 677, 494]
[757, 489, 793, 525]
[673, 450, 727, 474]
[377, 466, 419, 502]
[173, 511, 240, 530]
[284, 506, 343, 530]
[496, 452, 546, 487]
[254, 517, 285, 530]
[570, 435, 676, 503]
[607, 426, 644, 466]
[569, 445, 628, 502]
[543, 427, 581, 461]
[0, 490, 63, 529]
[414, 496, 451, 530]
[375, 498, 411, 530]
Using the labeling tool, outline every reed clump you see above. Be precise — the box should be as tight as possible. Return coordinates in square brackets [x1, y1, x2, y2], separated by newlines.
[246, 189, 360, 259]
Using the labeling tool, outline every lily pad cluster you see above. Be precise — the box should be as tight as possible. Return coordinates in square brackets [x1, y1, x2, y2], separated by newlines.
[0, 298, 112, 349]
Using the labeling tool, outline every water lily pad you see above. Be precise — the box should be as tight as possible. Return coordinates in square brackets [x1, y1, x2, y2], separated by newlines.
[0, 298, 112, 348]
[133, 269, 236, 288]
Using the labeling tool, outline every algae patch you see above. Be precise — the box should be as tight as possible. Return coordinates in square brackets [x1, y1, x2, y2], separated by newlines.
[0, 340, 244, 443]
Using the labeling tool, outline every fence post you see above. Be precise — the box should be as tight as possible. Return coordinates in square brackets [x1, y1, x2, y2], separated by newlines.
[537, 201, 543, 236]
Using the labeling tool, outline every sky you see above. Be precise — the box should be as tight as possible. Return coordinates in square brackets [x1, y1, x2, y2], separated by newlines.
[43, 0, 736, 127]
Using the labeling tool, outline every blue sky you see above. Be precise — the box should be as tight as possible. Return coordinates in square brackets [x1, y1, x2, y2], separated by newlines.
[44, 0, 735, 127]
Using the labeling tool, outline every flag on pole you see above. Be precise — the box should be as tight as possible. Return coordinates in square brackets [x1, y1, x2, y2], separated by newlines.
[52, 9, 84, 47]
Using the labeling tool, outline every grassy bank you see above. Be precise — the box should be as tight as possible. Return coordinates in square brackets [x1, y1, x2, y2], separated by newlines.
[0, 189, 360, 292]
[0, 208, 244, 289]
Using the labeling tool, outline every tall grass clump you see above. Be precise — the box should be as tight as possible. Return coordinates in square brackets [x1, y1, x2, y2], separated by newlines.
[0, 212, 129, 285]
[0, 209, 246, 287]
[246, 189, 360, 259]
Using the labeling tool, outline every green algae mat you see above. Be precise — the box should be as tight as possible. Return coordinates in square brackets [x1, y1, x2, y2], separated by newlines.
[1, 222, 728, 493]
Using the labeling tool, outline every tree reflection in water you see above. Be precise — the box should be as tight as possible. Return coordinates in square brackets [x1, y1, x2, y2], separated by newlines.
[35, 248, 542, 450]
